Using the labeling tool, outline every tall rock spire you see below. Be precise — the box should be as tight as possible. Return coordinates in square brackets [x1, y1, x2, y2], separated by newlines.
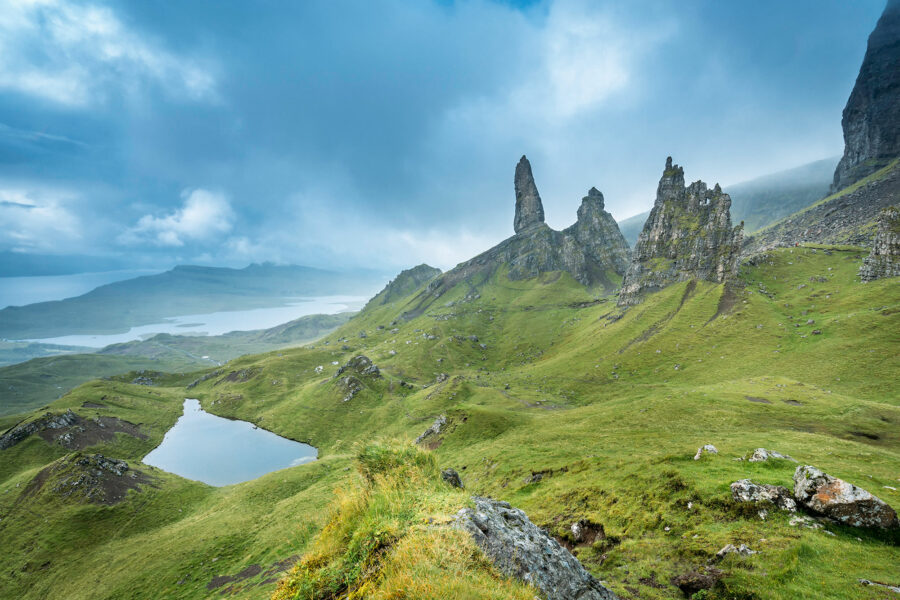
[832, 0, 900, 191]
[514, 155, 545, 234]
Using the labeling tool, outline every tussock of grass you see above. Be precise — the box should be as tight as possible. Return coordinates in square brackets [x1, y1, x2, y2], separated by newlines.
[271, 440, 533, 600]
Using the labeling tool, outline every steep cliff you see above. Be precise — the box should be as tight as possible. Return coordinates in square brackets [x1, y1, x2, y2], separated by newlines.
[859, 205, 900, 281]
[619, 158, 743, 306]
[832, 0, 900, 191]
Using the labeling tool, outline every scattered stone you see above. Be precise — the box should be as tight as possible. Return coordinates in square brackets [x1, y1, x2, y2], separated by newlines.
[731, 479, 797, 512]
[358, 331, 367, 339]
[414, 415, 447, 445]
[715, 543, 757, 559]
[388, 350, 397, 356]
[747, 448, 796, 463]
[435, 373, 449, 383]
[812, 329, 822, 335]
[693, 444, 718, 460]
[858, 579, 900, 594]
[441, 468, 464, 489]
[793, 465, 899, 528]
[453, 496, 618, 600]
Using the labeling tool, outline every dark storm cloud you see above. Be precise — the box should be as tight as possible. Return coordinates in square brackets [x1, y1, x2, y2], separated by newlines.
[0, 0, 887, 271]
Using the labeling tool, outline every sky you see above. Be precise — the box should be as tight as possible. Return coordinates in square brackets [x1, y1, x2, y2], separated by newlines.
[0, 0, 888, 273]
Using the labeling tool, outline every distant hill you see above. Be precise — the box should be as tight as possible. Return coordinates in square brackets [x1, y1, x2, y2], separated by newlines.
[617, 157, 838, 246]
[0, 311, 354, 416]
[726, 158, 837, 232]
[0, 263, 384, 339]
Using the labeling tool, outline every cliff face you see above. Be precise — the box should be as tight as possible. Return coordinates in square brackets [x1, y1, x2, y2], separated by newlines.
[859, 206, 900, 281]
[414, 156, 630, 309]
[832, 0, 900, 192]
[618, 158, 743, 306]
[365, 264, 442, 309]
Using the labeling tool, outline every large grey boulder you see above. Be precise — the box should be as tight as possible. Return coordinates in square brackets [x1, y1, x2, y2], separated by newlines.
[453, 496, 618, 600]
[793, 465, 899, 528]
[731, 479, 797, 512]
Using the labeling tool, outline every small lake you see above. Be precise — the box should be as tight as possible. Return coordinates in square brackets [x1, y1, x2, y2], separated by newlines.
[143, 399, 317, 486]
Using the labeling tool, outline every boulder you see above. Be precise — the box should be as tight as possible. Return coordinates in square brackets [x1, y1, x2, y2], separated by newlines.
[731, 479, 797, 512]
[453, 496, 618, 600]
[693, 444, 718, 460]
[414, 415, 447, 445]
[748, 448, 796, 463]
[333, 355, 381, 379]
[441, 468, 464, 489]
[793, 465, 899, 528]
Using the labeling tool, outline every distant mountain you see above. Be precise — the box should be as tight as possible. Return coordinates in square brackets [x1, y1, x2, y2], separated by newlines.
[0, 311, 354, 416]
[726, 158, 837, 233]
[616, 211, 650, 247]
[0, 263, 385, 340]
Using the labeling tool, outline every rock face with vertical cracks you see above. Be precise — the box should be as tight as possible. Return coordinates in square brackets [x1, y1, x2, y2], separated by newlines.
[454, 496, 619, 600]
[831, 0, 900, 192]
[618, 157, 743, 306]
[514, 155, 546, 234]
[859, 206, 900, 281]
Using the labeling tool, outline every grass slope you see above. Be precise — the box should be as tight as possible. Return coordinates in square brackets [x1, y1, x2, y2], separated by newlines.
[0, 245, 897, 599]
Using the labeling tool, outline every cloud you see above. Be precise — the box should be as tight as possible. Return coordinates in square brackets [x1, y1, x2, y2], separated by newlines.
[119, 189, 234, 247]
[0, 187, 82, 252]
[0, 0, 217, 107]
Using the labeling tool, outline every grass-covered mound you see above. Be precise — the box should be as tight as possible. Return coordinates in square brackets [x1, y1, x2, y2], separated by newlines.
[272, 440, 534, 600]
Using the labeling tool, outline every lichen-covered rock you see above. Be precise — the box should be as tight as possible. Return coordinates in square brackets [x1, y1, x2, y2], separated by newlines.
[859, 206, 900, 281]
[831, 0, 900, 192]
[453, 496, 618, 600]
[514, 155, 546, 234]
[793, 465, 899, 528]
[731, 479, 797, 512]
[619, 157, 743, 306]
[336, 376, 364, 403]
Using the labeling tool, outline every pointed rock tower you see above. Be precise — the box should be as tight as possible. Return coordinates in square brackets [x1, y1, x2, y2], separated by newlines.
[832, 0, 900, 192]
[618, 157, 743, 306]
[514, 155, 546, 233]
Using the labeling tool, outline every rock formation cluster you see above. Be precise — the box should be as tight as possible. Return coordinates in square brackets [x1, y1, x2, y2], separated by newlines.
[421, 156, 631, 300]
[831, 0, 900, 192]
[859, 206, 900, 281]
[618, 158, 743, 306]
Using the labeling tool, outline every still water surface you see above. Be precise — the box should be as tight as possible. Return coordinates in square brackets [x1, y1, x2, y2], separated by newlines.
[143, 399, 316, 486]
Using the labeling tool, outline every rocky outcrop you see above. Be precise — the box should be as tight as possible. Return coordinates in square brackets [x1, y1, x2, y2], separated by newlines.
[334, 355, 380, 379]
[731, 479, 797, 512]
[414, 414, 447, 445]
[364, 264, 442, 309]
[441, 468, 464, 489]
[619, 158, 743, 306]
[0, 410, 78, 450]
[409, 157, 630, 312]
[859, 206, 900, 281]
[514, 155, 546, 233]
[793, 465, 898, 528]
[21, 453, 150, 505]
[453, 496, 618, 600]
[832, 0, 900, 191]
[563, 187, 631, 276]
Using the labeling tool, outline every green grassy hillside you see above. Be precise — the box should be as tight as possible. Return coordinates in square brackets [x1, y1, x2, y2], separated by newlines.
[0, 245, 897, 599]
